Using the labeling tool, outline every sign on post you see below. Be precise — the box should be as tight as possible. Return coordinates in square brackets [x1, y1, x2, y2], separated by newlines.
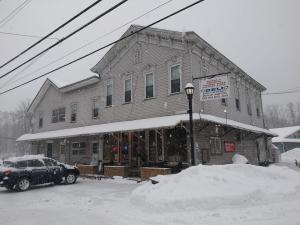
[199, 75, 230, 101]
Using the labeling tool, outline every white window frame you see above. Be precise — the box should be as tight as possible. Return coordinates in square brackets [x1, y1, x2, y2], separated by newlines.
[169, 63, 182, 94]
[144, 71, 155, 99]
[71, 142, 86, 155]
[38, 111, 43, 128]
[123, 76, 132, 103]
[106, 80, 113, 107]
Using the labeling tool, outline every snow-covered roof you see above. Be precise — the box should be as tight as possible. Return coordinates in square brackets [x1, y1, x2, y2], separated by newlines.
[17, 113, 275, 142]
[270, 126, 300, 143]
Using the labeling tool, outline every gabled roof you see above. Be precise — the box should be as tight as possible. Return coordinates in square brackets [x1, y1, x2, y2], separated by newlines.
[91, 25, 266, 91]
[271, 126, 300, 143]
[28, 75, 99, 113]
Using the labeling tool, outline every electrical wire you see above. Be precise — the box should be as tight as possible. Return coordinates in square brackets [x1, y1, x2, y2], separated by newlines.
[4, 0, 174, 87]
[0, 31, 59, 40]
[0, 0, 205, 96]
[0, 0, 105, 70]
[262, 87, 300, 95]
[0, 0, 31, 28]
[0, 0, 128, 79]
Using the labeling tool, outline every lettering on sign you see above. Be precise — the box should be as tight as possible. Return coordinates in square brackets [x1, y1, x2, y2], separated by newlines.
[200, 75, 230, 101]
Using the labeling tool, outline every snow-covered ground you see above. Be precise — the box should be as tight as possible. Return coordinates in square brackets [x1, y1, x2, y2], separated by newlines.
[281, 148, 300, 164]
[1, 164, 300, 225]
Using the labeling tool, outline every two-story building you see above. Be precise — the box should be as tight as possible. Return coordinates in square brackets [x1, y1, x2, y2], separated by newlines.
[17, 25, 276, 177]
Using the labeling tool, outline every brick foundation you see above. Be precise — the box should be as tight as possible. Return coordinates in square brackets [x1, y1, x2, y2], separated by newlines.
[104, 166, 129, 177]
[140, 167, 171, 180]
[77, 165, 98, 175]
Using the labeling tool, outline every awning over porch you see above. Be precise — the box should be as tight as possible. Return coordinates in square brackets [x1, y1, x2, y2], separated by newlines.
[17, 113, 276, 142]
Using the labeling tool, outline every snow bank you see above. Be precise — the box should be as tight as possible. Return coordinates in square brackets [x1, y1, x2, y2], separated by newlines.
[281, 148, 300, 164]
[232, 153, 248, 164]
[131, 164, 300, 211]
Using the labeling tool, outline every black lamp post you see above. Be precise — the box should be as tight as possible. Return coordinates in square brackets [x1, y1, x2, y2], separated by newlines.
[185, 83, 195, 166]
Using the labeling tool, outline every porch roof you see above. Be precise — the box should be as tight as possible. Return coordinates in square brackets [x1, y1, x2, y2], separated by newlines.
[17, 113, 276, 142]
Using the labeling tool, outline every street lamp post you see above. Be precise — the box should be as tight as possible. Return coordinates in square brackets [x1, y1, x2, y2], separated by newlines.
[185, 83, 195, 166]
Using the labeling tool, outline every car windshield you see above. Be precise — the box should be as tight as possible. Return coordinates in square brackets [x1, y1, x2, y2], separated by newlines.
[2, 161, 16, 168]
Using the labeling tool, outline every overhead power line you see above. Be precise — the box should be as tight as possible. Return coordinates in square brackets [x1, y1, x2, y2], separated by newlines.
[0, 0, 104, 70]
[0, 31, 59, 40]
[0, 0, 32, 28]
[262, 87, 300, 95]
[0, 0, 205, 96]
[4, 0, 175, 87]
[0, 0, 128, 79]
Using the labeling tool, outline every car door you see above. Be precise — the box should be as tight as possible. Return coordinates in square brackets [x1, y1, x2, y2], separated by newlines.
[43, 158, 62, 182]
[27, 159, 49, 185]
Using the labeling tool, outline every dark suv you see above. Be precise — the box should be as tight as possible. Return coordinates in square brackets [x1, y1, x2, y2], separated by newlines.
[0, 156, 80, 191]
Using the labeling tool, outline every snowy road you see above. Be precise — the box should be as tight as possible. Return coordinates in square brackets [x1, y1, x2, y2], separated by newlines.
[1, 166, 300, 225]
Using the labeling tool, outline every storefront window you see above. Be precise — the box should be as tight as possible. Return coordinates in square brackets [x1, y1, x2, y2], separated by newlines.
[165, 127, 187, 162]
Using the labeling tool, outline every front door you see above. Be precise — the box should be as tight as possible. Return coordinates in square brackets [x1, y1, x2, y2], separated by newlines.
[131, 131, 145, 168]
[47, 143, 53, 158]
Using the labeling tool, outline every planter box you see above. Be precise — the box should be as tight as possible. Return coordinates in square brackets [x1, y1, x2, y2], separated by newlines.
[77, 165, 98, 175]
[140, 167, 171, 180]
[104, 166, 129, 177]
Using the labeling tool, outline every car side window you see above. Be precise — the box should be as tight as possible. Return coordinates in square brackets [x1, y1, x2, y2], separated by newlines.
[27, 159, 44, 167]
[16, 161, 28, 168]
[43, 159, 53, 166]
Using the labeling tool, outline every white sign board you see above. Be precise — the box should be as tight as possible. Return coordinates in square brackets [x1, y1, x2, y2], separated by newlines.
[199, 75, 230, 101]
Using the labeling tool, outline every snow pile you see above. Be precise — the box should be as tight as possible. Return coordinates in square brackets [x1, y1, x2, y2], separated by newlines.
[131, 164, 300, 210]
[281, 148, 300, 164]
[232, 153, 248, 164]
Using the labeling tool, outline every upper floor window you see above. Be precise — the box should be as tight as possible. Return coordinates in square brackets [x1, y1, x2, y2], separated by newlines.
[92, 98, 99, 119]
[38, 111, 43, 128]
[52, 107, 65, 123]
[256, 107, 260, 118]
[124, 78, 132, 103]
[246, 88, 252, 116]
[145, 72, 154, 99]
[170, 64, 181, 94]
[235, 98, 241, 111]
[106, 82, 112, 107]
[70, 103, 77, 123]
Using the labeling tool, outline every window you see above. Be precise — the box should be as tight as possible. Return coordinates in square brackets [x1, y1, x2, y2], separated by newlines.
[70, 103, 77, 123]
[210, 137, 222, 155]
[247, 103, 252, 116]
[235, 98, 241, 111]
[27, 159, 44, 167]
[92, 142, 98, 154]
[43, 158, 58, 166]
[256, 107, 260, 117]
[124, 78, 132, 103]
[38, 111, 43, 128]
[221, 98, 227, 106]
[92, 98, 99, 119]
[72, 142, 86, 155]
[170, 64, 181, 93]
[52, 107, 65, 123]
[145, 73, 154, 99]
[106, 82, 112, 107]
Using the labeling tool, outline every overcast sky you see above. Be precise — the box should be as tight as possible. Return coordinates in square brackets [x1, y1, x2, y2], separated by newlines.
[0, 0, 299, 112]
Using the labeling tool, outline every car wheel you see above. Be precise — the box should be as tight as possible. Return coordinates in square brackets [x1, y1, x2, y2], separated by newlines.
[16, 178, 31, 191]
[65, 174, 77, 184]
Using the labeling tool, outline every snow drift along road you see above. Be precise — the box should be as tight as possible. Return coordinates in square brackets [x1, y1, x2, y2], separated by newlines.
[281, 148, 300, 164]
[131, 164, 300, 211]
